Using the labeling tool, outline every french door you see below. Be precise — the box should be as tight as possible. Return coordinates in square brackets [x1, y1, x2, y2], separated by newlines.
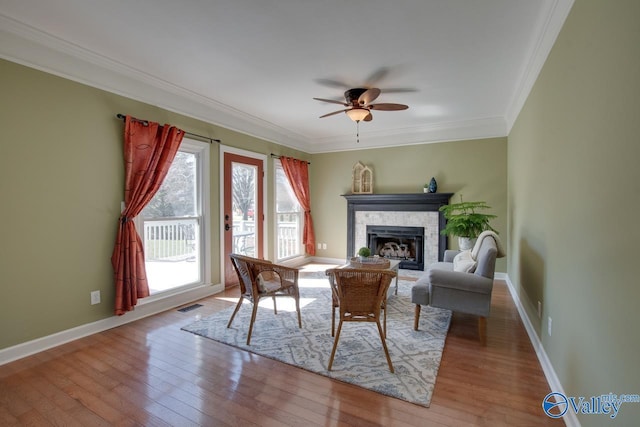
[222, 149, 264, 287]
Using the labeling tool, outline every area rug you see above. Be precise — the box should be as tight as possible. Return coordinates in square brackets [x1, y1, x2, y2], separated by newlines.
[181, 267, 451, 407]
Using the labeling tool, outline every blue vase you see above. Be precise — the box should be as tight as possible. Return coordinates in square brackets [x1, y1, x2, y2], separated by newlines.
[428, 177, 438, 193]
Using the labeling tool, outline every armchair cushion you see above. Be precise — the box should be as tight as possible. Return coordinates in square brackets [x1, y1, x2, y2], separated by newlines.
[256, 271, 281, 292]
[443, 250, 461, 263]
[428, 269, 493, 295]
[453, 250, 476, 273]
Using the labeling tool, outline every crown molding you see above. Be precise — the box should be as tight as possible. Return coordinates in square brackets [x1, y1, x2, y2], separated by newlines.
[0, 13, 309, 150]
[504, 0, 575, 131]
[305, 116, 508, 153]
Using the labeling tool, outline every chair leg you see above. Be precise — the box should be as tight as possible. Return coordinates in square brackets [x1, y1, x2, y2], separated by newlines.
[227, 297, 244, 328]
[479, 316, 487, 345]
[246, 301, 260, 345]
[328, 321, 343, 371]
[414, 304, 421, 331]
[331, 305, 336, 337]
[295, 295, 302, 328]
[272, 296, 277, 315]
[382, 302, 387, 339]
[376, 320, 394, 373]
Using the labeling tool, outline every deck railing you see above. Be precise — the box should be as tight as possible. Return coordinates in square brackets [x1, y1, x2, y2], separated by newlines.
[277, 221, 300, 260]
[143, 218, 198, 261]
[143, 217, 300, 261]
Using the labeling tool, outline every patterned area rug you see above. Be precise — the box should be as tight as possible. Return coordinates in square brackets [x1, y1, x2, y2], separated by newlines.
[181, 267, 451, 407]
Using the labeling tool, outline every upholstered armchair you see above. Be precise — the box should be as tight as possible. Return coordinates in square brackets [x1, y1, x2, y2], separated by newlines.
[411, 231, 505, 342]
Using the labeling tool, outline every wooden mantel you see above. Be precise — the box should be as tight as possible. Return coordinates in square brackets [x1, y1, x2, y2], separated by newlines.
[342, 193, 454, 262]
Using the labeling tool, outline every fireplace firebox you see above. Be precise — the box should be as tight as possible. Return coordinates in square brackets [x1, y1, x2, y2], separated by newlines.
[367, 225, 424, 270]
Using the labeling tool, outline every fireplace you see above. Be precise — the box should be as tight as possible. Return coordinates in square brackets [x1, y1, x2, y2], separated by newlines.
[367, 225, 424, 270]
[343, 193, 453, 270]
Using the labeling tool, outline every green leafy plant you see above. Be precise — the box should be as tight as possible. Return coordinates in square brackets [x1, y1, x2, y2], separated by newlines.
[357, 246, 371, 257]
[439, 197, 497, 239]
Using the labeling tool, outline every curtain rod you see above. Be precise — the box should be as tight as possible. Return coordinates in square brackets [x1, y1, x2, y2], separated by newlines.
[115, 114, 221, 144]
[270, 153, 311, 165]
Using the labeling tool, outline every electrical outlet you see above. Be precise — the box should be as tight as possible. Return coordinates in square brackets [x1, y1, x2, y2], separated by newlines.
[548, 316, 552, 336]
[537, 301, 542, 318]
[91, 290, 101, 305]
[322, 243, 327, 250]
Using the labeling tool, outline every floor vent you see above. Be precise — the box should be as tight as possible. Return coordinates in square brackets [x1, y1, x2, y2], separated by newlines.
[177, 304, 203, 313]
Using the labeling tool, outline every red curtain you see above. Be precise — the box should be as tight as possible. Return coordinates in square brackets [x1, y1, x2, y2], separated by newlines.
[111, 116, 184, 315]
[280, 156, 316, 255]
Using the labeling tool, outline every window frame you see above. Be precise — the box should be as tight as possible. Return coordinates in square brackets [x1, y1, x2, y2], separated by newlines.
[274, 159, 304, 262]
[135, 138, 211, 299]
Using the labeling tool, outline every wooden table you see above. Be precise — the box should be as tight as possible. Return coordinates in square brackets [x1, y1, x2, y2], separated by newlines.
[334, 258, 401, 297]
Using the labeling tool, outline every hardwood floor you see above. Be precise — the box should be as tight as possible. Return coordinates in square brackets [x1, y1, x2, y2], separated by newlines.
[0, 266, 563, 426]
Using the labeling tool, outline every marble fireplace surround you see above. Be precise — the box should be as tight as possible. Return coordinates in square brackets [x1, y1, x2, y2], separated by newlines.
[342, 193, 454, 270]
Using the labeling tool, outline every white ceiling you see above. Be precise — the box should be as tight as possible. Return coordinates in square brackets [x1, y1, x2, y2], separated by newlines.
[0, 0, 573, 153]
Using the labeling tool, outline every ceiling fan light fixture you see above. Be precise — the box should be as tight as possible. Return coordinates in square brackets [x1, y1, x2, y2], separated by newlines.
[346, 108, 370, 122]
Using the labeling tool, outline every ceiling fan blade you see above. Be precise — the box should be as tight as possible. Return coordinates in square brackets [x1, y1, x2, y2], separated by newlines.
[369, 103, 409, 111]
[380, 88, 418, 94]
[319, 109, 348, 118]
[363, 112, 373, 122]
[358, 88, 381, 105]
[364, 67, 390, 86]
[314, 78, 350, 89]
[313, 97, 349, 106]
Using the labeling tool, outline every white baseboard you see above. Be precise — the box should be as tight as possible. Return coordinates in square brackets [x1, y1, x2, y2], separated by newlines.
[0, 283, 224, 366]
[310, 256, 347, 265]
[502, 274, 579, 427]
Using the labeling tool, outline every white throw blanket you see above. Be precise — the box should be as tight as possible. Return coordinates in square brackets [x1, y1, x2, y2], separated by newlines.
[472, 230, 506, 259]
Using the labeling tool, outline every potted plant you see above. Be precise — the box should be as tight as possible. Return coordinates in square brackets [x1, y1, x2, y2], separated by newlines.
[357, 246, 371, 260]
[439, 197, 497, 250]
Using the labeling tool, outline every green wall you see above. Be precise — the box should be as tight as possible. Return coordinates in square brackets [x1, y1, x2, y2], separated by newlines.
[0, 55, 507, 351]
[508, 0, 640, 424]
[309, 138, 508, 271]
[0, 59, 308, 350]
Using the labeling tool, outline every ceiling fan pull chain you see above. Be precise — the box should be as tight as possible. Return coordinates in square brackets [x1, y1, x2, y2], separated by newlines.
[356, 121, 360, 143]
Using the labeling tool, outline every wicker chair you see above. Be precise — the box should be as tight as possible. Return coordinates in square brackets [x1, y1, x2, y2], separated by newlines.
[325, 268, 397, 373]
[227, 254, 302, 345]
[327, 257, 392, 338]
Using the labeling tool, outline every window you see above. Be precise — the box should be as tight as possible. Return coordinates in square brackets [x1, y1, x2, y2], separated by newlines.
[275, 160, 303, 260]
[138, 139, 210, 295]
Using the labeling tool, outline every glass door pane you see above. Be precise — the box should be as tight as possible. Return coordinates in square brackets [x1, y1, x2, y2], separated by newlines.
[231, 162, 257, 257]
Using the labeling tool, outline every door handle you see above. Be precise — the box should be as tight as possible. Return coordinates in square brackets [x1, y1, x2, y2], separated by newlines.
[225, 223, 230, 231]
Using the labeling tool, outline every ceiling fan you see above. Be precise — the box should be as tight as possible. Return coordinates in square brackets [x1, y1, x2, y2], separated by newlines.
[313, 88, 409, 122]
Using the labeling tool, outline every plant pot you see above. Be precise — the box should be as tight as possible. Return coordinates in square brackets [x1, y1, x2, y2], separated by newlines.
[458, 237, 477, 251]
